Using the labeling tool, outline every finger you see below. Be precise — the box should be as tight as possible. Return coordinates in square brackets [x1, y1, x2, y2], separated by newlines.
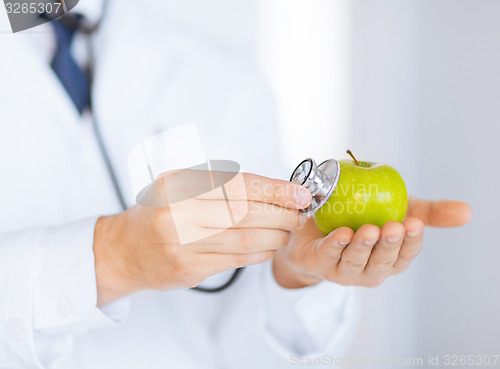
[364, 221, 405, 279]
[237, 201, 308, 230]
[392, 216, 425, 274]
[244, 173, 312, 209]
[337, 224, 381, 279]
[187, 199, 307, 230]
[186, 228, 290, 254]
[196, 173, 312, 210]
[141, 170, 312, 210]
[197, 250, 277, 275]
[314, 227, 354, 265]
[407, 196, 472, 228]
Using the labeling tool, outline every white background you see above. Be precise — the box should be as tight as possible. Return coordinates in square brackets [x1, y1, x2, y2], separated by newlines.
[136, 0, 500, 365]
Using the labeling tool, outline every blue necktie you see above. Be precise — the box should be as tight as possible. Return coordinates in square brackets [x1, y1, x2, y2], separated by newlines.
[51, 15, 90, 114]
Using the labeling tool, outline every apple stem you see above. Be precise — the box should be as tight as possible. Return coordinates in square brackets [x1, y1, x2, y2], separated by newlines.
[346, 150, 360, 166]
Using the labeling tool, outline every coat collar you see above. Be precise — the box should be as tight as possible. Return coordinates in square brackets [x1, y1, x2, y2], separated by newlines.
[0, 31, 81, 125]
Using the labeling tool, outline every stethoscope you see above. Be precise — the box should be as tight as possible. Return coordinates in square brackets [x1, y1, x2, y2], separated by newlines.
[59, 0, 243, 293]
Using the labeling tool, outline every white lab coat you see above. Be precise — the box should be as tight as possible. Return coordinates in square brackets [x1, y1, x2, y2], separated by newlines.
[0, 1, 359, 368]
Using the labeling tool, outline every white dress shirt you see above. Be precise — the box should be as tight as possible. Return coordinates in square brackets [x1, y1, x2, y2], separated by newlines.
[0, 1, 359, 368]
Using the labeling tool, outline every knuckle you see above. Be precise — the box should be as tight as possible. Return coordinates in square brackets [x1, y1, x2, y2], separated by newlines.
[254, 250, 276, 264]
[262, 250, 277, 261]
[226, 174, 242, 192]
[276, 209, 300, 230]
[233, 253, 250, 266]
[399, 249, 421, 262]
[225, 174, 246, 198]
[151, 209, 171, 229]
[162, 242, 177, 256]
[168, 249, 191, 274]
[292, 210, 304, 228]
[364, 278, 385, 288]
[244, 173, 260, 198]
[413, 244, 424, 255]
[295, 211, 301, 227]
[279, 231, 291, 247]
[392, 264, 409, 274]
[238, 229, 253, 250]
[345, 259, 366, 270]
[270, 231, 290, 249]
[375, 259, 397, 269]
[398, 255, 413, 264]
[230, 201, 250, 220]
[248, 200, 262, 216]
[242, 172, 256, 184]
[271, 183, 280, 204]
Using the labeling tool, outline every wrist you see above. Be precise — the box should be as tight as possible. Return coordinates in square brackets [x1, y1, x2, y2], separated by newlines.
[93, 215, 141, 307]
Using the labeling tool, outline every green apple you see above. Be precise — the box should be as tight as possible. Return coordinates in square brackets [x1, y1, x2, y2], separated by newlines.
[314, 151, 408, 234]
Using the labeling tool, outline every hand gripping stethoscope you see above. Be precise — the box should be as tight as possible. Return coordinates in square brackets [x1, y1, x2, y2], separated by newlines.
[62, 1, 342, 294]
[58, 0, 245, 293]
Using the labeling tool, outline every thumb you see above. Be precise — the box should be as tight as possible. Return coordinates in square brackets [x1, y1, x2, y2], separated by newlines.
[407, 196, 473, 228]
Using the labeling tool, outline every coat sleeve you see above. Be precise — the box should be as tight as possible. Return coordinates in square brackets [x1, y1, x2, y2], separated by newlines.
[0, 218, 130, 369]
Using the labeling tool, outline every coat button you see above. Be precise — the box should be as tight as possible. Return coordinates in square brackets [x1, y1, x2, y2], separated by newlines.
[7, 318, 29, 341]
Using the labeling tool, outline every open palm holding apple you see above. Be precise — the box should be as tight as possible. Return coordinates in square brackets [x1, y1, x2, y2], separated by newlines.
[272, 153, 473, 289]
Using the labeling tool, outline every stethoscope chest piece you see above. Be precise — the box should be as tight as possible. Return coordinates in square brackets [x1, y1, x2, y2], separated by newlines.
[290, 158, 341, 215]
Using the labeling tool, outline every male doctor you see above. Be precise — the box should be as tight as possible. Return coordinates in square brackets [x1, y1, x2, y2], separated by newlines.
[0, 1, 472, 368]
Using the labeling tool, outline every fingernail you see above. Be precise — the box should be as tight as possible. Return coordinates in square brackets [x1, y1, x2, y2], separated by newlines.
[294, 187, 312, 208]
[331, 240, 348, 247]
[299, 213, 308, 227]
[387, 236, 402, 243]
[363, 239, 376, 246]
[406, 229, 421, 238]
